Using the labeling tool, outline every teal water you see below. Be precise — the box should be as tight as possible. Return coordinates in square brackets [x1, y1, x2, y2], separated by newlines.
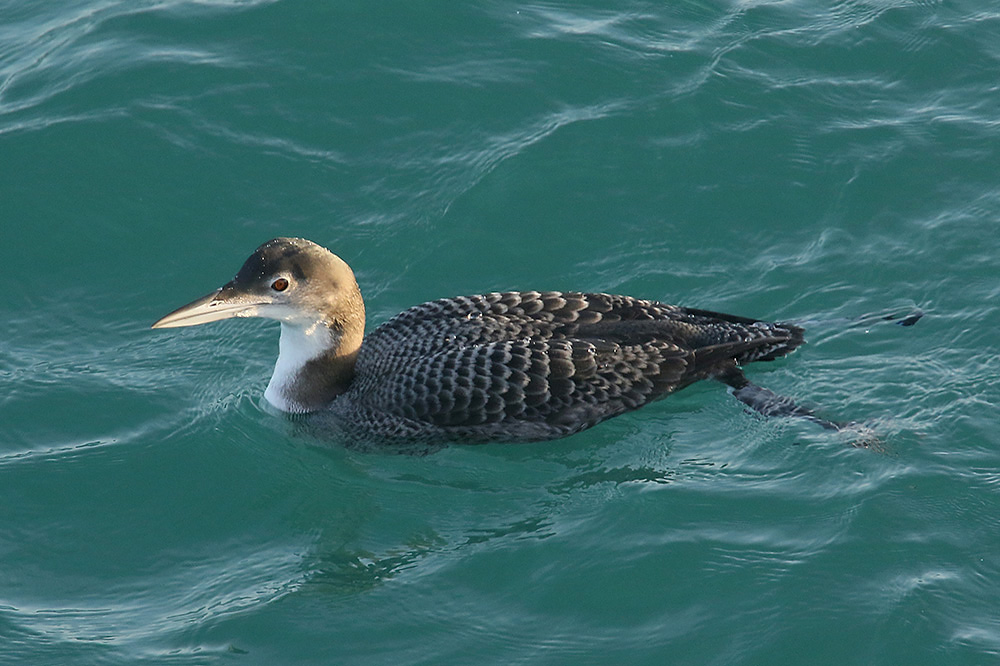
[2, 1, 999, 664]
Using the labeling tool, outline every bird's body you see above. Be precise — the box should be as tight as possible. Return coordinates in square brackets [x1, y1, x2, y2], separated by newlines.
[336, 291, 802, 442]
[153, 238, 819, 445]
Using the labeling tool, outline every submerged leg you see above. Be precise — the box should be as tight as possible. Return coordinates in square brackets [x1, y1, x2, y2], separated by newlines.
[714, 308, 921, 447]
[717, 368, 845, 432]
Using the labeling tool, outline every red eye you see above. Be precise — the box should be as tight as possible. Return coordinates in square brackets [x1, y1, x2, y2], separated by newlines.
[271, 278, 289, 292]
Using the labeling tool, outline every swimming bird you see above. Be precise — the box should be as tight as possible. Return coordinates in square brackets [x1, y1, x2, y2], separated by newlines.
[152, 237, 838, 444]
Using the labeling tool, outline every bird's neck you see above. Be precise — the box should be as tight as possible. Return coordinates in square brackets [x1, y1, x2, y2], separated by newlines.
[263, 313, 364, 414]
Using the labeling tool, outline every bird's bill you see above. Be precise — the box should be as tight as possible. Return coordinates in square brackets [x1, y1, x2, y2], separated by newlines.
[151, 288, 265, 329]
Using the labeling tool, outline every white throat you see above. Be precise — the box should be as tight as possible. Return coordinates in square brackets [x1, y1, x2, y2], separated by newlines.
[264, 321, 334, 413]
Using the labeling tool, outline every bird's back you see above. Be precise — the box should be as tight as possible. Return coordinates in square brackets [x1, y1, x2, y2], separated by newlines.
[334, 291, 803, 443]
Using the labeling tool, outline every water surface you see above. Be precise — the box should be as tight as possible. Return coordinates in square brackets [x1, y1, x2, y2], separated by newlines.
[2, 1, 999, 664]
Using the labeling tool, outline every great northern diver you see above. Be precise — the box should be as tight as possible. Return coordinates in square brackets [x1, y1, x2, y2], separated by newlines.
[152, 237, 841, 443]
